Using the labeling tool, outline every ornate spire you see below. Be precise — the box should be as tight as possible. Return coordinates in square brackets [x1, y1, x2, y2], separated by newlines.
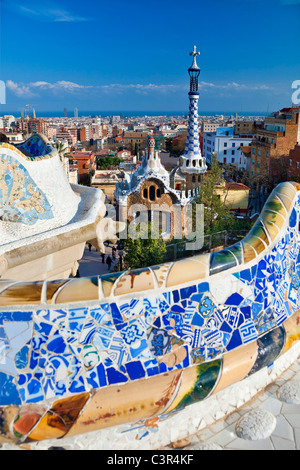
[180, 46, 207, 175]
[189, 45, 200, 69]
[188, 45, 200, 93]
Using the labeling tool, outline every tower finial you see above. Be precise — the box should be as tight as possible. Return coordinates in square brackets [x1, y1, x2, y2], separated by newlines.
[188, 45, 200, 93]
[189, 45, 200, 69]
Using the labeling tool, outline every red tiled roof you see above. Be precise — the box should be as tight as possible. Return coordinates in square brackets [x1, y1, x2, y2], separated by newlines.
[280, 107, 300, 113]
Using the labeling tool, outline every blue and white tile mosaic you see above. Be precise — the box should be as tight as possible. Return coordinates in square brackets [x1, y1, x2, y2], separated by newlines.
[1, 187, 300, 408]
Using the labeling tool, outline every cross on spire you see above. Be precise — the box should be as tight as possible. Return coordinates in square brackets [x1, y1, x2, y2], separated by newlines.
[190, 45, 200, 69]
[190, 45, 200, 58]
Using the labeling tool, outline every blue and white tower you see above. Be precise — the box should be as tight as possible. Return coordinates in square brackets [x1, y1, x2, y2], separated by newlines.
[180, 46, 207, 175]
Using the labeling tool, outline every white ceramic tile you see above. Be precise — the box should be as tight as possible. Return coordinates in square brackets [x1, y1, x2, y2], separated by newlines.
[272, 415, 294, 440]
[270, 435, 295, 450]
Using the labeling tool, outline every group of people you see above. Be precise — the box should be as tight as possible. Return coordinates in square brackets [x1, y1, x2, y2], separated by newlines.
[101, 246, 117, 271]
[87, 243, 117, 272]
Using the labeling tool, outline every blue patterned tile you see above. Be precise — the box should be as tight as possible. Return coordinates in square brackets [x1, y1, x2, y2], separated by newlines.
[118, 298, 143, 319]
[110, 303, 123, 325]
[69, 375, 86, 394]
[148, 327, 171, 356]
[118, 319, 148, 359]
[93, 325, 114, 350]
[47, 333, 68, 354]
[198, 295, 217, 318]
[144, 359, 159, 376]
[90, 304, 111, 325]
[240, 320, 258, 344]
[0, 372, 21, 405]
[68, 307, 88, 332]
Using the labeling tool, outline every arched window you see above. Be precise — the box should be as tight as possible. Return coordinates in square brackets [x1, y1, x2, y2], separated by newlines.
[143, 188, 148, 199]
[156, 188, 161, 198]
[192, 175, 196, 183]
[193, 160, 196, 167]
[149, 185, 156, 201]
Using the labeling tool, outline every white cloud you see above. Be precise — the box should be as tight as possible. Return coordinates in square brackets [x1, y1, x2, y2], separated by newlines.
[6, 80, 37, 98]
[12, 2, 90, 22]
[29, 80, 91, 91]
[5, 79, 274, 100]
[6, 80, 92, 98]
[199, 81, 273, 91]
[98, 83, 180, 95]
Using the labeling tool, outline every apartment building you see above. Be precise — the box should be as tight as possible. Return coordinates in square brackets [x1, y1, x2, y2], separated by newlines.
[17, 118, 48, 136]
[234, 120, 256, 135]
[287, 145, 300, 179]
[201, 121, 219, 133]
[78, 124, 101, 142]
[0, 115, 15, 128]
[250, 107, 300, 185]
[203, 127, 253, 169]
[56, 127, 77, 146]
[123, 131, 148, 152]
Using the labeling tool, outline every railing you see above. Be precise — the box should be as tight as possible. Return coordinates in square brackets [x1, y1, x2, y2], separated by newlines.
[164, 229, 250, 262]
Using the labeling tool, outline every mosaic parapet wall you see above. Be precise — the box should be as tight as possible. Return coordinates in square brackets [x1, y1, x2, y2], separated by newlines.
[0, 136, 80, 245]
[1, 182, 300, 443]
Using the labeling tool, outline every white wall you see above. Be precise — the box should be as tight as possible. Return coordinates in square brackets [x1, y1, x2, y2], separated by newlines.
[203, 133, 252, 169]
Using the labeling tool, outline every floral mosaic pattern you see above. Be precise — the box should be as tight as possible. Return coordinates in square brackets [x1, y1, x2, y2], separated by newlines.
[1, 182, 300, 443]
[0, 152, 54, 224]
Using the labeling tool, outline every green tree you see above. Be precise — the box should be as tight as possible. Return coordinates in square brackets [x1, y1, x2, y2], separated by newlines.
[223, 163, 249, 185]
[97, 156, 122, 170]
[197, 153, 233, 233]
[123, 222, 166, 269]
[134, 142, 139, 156]
[53, 141, 70, 163]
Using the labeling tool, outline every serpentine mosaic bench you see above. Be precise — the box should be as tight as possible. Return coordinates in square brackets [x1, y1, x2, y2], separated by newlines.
[1, 179, 300, 444]
[0, 135, 117, 283]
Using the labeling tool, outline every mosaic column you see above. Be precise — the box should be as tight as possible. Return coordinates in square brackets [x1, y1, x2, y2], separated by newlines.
[181, 46, 207, 174]
[184, 92, 202, 160]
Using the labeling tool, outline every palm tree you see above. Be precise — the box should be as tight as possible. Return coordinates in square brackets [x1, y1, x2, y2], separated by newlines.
[53, 141, 69, 163]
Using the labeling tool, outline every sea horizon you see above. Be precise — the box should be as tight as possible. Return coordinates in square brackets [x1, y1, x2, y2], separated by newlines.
[0, 110, 269, 118]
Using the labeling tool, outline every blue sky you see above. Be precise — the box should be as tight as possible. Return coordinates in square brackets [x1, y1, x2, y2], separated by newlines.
[0, 0, 300, 114]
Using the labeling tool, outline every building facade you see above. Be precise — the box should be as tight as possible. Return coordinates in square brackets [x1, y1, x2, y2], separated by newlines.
[234, 120, 256, 135]
[123, 131, 148, 152]
[115, 46, 207, 240]
[203, 127, 253, 169]
[288, 145, 300, 179]
[70, 151, 96, 184]
[250, 107, 300, 188]
[17, 118, 48, 136]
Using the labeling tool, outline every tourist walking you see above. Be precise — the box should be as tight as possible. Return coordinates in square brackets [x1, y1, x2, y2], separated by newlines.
[106, 255, 112, 271]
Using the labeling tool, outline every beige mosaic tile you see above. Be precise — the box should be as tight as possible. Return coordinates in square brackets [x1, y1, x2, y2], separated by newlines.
[166, 254, 209, 287]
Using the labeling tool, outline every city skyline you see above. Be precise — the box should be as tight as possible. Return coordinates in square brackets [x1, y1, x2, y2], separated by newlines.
[1, 0, 300, 114]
